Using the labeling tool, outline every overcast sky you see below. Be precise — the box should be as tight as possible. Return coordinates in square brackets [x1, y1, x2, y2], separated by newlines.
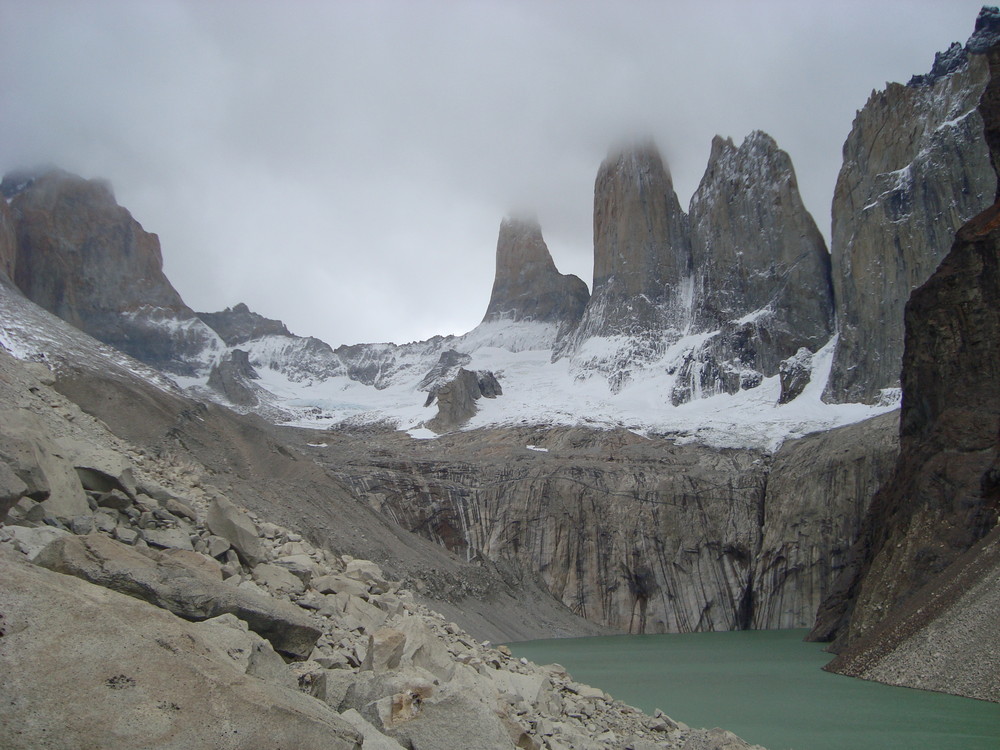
[0, 1, 990, 347]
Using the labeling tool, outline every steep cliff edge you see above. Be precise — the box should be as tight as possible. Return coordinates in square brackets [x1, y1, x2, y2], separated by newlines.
[1, 169, 223, 375]
[826, 18, 998, 403]
[811, 30, 1000, 702]
[321, 416, 896, 635]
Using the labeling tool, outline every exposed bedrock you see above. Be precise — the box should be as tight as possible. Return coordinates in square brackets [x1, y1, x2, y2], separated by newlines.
[752, 412, 898, 629]
[481, 215, 589, 332]
[326, 416, 897, 634]
[825, 39, 997, 404]
[812, 144, 1000, 703]
[1, 169, 222, 374]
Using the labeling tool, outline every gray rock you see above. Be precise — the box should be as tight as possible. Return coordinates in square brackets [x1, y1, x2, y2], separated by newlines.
[0, 458, 27, 520]
[0, 547, 361, 750]
[96, 489, 132, 511]
[205, 494, 268, 567]
[480, 215, 589, 333]
[34, 533, 322, 658]
[254, 562, 307, 595]
[206, 534, 232, 558]
[826, 49, 995, 402]
[425, 368, 503, 432]
[339, 708, 409, 750]
[777, 348, 813, 405]
[361, 627, 407, 672]
[141, 526, 195, 551]
[2, 524, 71, 559]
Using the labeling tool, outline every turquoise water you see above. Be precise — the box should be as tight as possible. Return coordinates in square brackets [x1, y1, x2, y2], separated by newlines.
[511, 630, 1000, 750]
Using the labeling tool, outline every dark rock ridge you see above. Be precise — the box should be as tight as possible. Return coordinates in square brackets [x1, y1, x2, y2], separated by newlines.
[0, 198, 16, 281]
[826, 16, 999, 403]
[1, 169, 222, 375]
[424, 368, 502, 433]
[481, 215, 589, 333]
[207, 348, 262, 407]
[197, 302, 292, 345]
[811, 31, 1000, 702]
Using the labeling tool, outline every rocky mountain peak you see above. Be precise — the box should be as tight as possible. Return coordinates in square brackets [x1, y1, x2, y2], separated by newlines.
[561, 140, 692, 358]
[197, 302, 293, 346]
[3, 168, 222, 375]
[689, 129, 833, 341]
[480, 215, 589, 330]
[826, 32, 996, 403]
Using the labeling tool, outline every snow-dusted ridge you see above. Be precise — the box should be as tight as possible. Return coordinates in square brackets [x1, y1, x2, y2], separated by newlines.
[0, 279, 896, 452]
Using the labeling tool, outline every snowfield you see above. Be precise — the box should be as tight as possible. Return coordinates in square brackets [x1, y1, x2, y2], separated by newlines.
[0, 282, 897, 453]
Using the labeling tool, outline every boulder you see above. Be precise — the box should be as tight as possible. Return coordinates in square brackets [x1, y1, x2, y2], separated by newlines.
[205, 494, 268, 567]
[34, 534, 321, 658]
[343, 665, 516, 750]
[339, 708, 408, 750]
[0, 547, 361, 750]
[0, 459, 27, 520]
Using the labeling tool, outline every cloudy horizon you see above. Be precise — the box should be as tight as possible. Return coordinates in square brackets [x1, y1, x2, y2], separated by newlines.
[0, 0, 990, 347]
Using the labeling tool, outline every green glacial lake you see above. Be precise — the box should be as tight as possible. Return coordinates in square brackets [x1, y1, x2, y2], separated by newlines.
[511, 629, 1000, 750]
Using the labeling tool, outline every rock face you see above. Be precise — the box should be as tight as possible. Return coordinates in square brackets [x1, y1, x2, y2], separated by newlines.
[555, 135, 834, 402]
[424, 368, 502, 433]
[558, 142, 692, 380]
[811, 31, 1000, 702]
[812, 177, 1000, 666]
[0, 198, 16, 281]
[327, 419, 896, 634]
[677, 132, 834, 404]
[1, 169, 222, 374]
[825, 30, 997, 403]
[197, 302, 293, 345]
[207, 348, 263, 407]
[752, 412, 898, 629]
[481, 216, 589, 333]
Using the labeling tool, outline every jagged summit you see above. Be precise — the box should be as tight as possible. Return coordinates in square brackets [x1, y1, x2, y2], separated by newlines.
[198, 302, 293, 346]
[826, 21, 997, 403]
[684, 129, 834, 386]
[480, 215, 588, 331]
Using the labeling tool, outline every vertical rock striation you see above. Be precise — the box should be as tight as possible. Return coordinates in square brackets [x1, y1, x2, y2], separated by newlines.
[2, 169, 222, 374]
[753, 412, 898, 629]
[481, 216, 589, 333]
[825, 27, 997, 403]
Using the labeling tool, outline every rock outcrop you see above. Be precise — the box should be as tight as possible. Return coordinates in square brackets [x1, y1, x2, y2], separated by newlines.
[675, 132, 834, 404]
[326, 418, 896, 635]
[825, 18, 998, 403]
[811, 30, 1000, 702]
[556, 142, 692, 387]
[0, 198, 15, 281]
[197, 301, 293, 345]
[207, 348, 263, 407]
[752, 412, 898, 629]
[424, 368, 502, 433]
[1, 169, 223, 375]
[481, 216, 589, 333]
